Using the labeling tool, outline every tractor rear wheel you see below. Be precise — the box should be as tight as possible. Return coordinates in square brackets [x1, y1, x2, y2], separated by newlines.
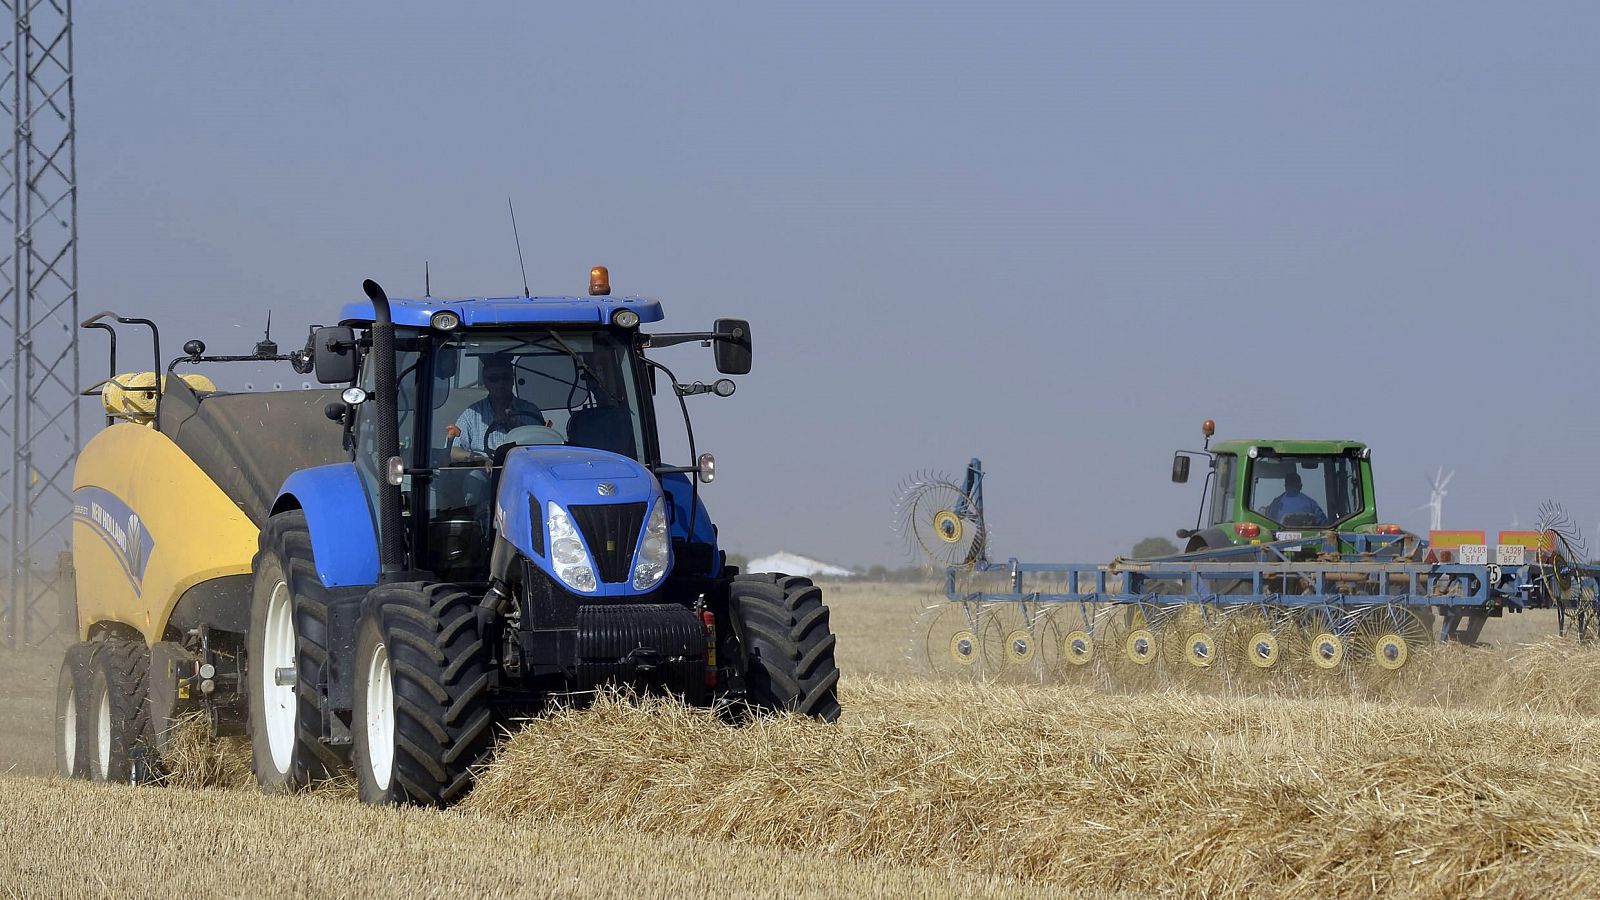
[249, 510, 344, 792]
[86, 640, 153, 784]
[54, 642, 99, 779]
[729, 574, 842, 722]
[353, 582, 495, 806]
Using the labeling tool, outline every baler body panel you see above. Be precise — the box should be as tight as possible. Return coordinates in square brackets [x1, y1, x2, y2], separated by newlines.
[71, 422, 259, 644]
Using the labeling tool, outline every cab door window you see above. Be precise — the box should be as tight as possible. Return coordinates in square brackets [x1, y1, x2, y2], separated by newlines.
[353, 338, 422, 552]
[1208, 454, 1236, 526]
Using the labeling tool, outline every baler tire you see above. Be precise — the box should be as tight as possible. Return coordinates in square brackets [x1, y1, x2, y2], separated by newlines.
[729, 574, 842, 722]
[54, 642, 99, 779]
[353, 582, 495, 807]
[86, 640, 153, 784]
[249, 510, 343, 793]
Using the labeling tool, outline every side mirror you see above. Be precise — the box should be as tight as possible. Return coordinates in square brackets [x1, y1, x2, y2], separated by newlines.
[314, 326, 357, 384]
[1171, 454, 1191, 484]
[713, 318, 752, 375]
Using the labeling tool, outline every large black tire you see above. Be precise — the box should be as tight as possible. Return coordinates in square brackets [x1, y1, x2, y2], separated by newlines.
[54, 642, 99, 779]
[353, 583, 495, 806]
[249, 510, 344, 792]
[729, 574, 842, 721]
[85, 640, 152, 784]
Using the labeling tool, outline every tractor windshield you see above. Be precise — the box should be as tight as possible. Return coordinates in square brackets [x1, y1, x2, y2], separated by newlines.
[429, 329, 645, 463]
[1245, 455, 1363, 528]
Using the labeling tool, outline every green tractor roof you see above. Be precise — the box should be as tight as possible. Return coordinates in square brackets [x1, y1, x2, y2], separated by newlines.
[1209, 438, 1367, 456]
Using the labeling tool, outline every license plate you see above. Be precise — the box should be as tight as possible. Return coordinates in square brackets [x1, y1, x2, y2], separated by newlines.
[1457, 544, 1489, 565]
[1496, 544, 1527, 566]
[1275, 531, 1302, 541]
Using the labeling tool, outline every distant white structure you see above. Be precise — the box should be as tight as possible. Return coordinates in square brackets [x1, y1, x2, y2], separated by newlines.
[745, 551, 855, 578]
[1419, 467, 1454, 532]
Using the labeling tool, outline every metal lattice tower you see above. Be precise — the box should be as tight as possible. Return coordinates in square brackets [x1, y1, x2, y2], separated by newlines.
[0, 0, 77, 648]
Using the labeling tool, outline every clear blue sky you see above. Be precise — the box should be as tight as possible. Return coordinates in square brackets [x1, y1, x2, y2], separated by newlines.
[77, 2, 1600, 567]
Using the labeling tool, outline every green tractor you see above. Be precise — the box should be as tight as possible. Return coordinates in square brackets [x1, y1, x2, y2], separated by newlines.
[1170, 420, 1396, 554]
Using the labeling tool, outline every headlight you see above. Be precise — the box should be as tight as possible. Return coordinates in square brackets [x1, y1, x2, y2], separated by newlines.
[612, 308, 640, 329]
[631, 502, 671, 590]
[546, 502, 597, 593]
[430, 310, 461, 331]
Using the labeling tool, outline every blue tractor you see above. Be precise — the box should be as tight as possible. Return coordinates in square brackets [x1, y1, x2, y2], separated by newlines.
[67, 268, 841, 804]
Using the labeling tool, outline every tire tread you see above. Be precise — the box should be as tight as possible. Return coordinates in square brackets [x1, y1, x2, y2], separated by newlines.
[730, 573, 842, 722]
[356, 582, 496, 806]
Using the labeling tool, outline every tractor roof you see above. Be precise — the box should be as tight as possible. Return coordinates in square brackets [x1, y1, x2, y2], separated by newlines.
[338, 295, 665, 329]
[1210, 438, 1368, 456]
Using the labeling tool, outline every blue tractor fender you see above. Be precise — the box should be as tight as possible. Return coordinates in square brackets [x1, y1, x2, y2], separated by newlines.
[661, 472, 717, 553]
[271, 462, 379, 587]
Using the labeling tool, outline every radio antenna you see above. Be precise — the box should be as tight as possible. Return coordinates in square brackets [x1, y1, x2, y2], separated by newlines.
[425, 260, 431, 298]
[508, 197, 530, 298]
[255, 311, 279, 357]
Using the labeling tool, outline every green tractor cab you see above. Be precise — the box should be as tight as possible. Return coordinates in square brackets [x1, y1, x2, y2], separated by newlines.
[1171, 421, 1393, 555]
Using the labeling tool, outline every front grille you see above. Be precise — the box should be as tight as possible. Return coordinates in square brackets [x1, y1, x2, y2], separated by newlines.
[575, 602, 708, 704]
[576, 603, 705, 661]
[570, 502, 646, 584]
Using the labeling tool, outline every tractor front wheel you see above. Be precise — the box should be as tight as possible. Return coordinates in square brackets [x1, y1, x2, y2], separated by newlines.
[248, 510, 343, 792]
[728, 574, 842, 722]
[353, 582, 495, 806]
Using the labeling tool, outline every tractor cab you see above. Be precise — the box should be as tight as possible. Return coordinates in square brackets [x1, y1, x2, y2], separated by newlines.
[314, 271, 748, 591]
[1172, 422, 1380, 553]
[345, 322, 661, 583]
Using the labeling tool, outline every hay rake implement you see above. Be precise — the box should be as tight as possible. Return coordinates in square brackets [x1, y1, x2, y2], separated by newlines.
[900, 459, 1600, 686]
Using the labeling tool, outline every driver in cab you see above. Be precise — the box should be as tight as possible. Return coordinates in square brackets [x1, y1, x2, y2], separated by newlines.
[446, 353, 546, 461]
[1264, 471, 1325, 525]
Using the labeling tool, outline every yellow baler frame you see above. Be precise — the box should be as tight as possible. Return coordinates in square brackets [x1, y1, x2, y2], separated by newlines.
[71, 421, 260, 645]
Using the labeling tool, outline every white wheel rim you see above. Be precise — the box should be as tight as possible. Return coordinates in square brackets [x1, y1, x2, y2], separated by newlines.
[365, 642, 395, 791]
[263, 581, 297, 774]
[94, 684, 110, 780]
[63, 688, 77, 776]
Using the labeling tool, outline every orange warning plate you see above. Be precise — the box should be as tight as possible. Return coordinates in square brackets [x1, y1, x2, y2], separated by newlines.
[1429, 530, 1485, 549]
[1497, 530, 1553, 550]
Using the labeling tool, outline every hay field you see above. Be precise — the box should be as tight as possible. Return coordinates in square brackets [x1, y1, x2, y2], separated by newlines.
[3, 580, 1600, 897]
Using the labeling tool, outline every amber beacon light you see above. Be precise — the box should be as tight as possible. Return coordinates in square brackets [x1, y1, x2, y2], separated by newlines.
[589, 266, 611, 296]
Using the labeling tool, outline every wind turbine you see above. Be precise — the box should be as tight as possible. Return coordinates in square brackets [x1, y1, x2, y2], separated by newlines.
[1419, 467, 1454, 532]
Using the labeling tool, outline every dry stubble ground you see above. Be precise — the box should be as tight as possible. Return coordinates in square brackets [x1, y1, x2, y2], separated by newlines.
[1, 580, 1599, 897]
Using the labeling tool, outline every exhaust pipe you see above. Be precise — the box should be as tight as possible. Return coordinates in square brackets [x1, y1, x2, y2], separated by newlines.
[363, 278, 407, 579]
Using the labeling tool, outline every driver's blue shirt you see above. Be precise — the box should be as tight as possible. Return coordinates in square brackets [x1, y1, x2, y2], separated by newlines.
[454, 397, 546, 453]
[1266, 490, 1325, 524]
